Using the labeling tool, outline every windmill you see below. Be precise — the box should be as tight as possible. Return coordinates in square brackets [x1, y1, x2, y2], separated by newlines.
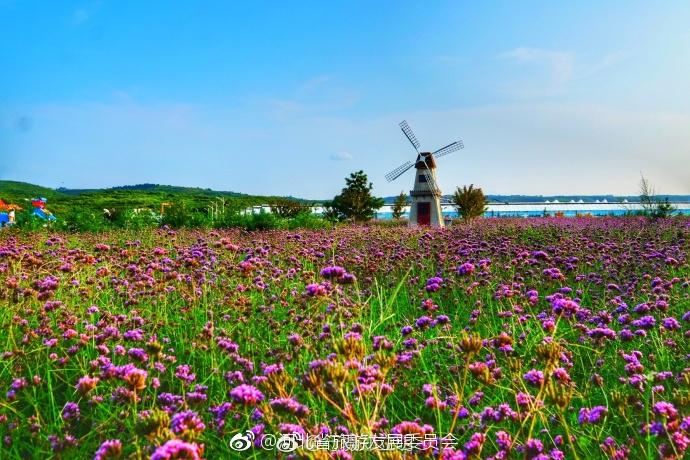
[386, 120, 463, 227]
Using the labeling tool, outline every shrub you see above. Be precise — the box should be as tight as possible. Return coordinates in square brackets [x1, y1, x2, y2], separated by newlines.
[270, 198, 307, 218]
[120, 209, 159, 230]
[60, 209, 110, 232]
[287, 212, 331, 230]
[160, 202, 212, 228]
[392, 192, 408, 220]
[452, 184, 488, 221]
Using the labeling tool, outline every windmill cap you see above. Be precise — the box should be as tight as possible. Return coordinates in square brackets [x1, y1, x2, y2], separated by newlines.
[415, 153, 436, 169]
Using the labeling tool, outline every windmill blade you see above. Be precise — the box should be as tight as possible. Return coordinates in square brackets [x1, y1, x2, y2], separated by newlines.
[433, 140, 464, 158]
[399, 120, 420, 152]
[385, 160, 414, 182]
[422, 169, 441, 195]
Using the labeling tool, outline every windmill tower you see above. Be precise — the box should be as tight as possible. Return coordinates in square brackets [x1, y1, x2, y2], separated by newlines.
[386, 120, 463, 227]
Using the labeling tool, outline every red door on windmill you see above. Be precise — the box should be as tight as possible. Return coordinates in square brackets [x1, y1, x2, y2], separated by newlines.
[417, 202, 431, 225]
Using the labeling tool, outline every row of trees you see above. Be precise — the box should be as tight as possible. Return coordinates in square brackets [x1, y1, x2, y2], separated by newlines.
[10, 169, 488, 231]
[324, 170, 488, 223]
[391, 185, 488, 221]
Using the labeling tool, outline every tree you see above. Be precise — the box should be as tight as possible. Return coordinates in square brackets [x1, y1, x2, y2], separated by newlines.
[392, 192, 408, 219]
[639, 174, 655, 216]
[639, 174, 675, 220]
[452, 184, 488, 221]
[321, 203, 341, 223]
[326, 171, 384, 222]
[270, 198, 306, 218]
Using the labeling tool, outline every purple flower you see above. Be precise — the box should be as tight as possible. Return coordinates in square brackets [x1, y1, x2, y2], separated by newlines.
[150, 439, 203, 460]
[425, 277, 443, 292]
[93, 439, 122, 460]
[230, 384, 264, 405]
[551, 298, 580, 317]
[516, 392, 532, 406]
[305, 283, 327, 297]
[174, 365, 196, 384]
[415, 316, 433, 329]
[653, 401, 678, 419]
[391, 420, 434, 436]
[127, 348, 148, 362]
[62, 402, 80, 421]
[7, 377, 28, 399]
[373, 335, 393, 350]
[158, 393, 184, 412]
[209, 402, 233, 429]
[171, 410, 206, 435]
[262, 363, 284, 375]
[278, 423, 307, 440]
[457, 262, 475, 276]
[496, 430, 512, 451]
[123, 329, 144, 341]
[468, 391, 484, 406]
[524, 438, 544, 456]
[587, 327, 616, 340]
[216, 337, 240, 353]
[464, 432, 486, 455]
[631, 315, 655, 329]
[436, 315, 450, 324]
[523, 370, 545, 386]
[321, 266, 346, 278]
[662, 317, 681, 330]
[578, 405, 608, 424]
[270, 397, 309, 416]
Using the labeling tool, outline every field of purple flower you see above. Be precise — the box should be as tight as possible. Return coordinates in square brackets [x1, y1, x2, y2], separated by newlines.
[1, 218, 690, 459]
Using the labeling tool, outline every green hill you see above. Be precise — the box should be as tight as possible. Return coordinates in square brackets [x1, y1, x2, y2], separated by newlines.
[0, 181, 65, 202]
[56, 183, 258, 198]
[0, 180, 315, 218]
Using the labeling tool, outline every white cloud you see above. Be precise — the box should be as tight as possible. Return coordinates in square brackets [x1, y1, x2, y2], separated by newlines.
[499, 47, 574, 85]
[497, 47, 631, 98]
[330, 151, 353, 161]
[71, 8, 91, 25]
[5, 98, 690, 198]
[70, 2, 101, 26]
[397, 103, 690, 195]
[577, 51, 631, 80]
[265, 76, 360, 120]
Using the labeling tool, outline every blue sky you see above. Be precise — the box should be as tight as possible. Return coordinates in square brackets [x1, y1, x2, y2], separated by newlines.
[2, 1, 690, 198]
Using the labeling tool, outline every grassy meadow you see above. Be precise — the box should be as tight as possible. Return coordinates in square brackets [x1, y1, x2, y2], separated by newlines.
[1, 218, 689, 459]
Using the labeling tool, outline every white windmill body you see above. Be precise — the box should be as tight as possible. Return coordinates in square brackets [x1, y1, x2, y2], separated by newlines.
[408, 153, 444, 226]
[386, 121, 463, 227]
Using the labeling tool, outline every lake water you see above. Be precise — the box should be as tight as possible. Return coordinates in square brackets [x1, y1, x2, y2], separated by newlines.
[245, 202, 690, 218]
[372, 203, 690, 219]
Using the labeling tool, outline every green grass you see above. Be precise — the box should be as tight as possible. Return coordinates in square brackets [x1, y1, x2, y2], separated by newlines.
[0, 221, 689, 458]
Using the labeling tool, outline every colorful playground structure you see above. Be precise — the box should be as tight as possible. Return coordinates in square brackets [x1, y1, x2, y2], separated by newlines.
[30, 197, 57, 222]
[0, 198, 21, 227]
[0, 197, 57, 227]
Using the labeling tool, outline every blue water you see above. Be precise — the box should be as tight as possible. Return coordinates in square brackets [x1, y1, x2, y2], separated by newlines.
[374, 209, 690, 219]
